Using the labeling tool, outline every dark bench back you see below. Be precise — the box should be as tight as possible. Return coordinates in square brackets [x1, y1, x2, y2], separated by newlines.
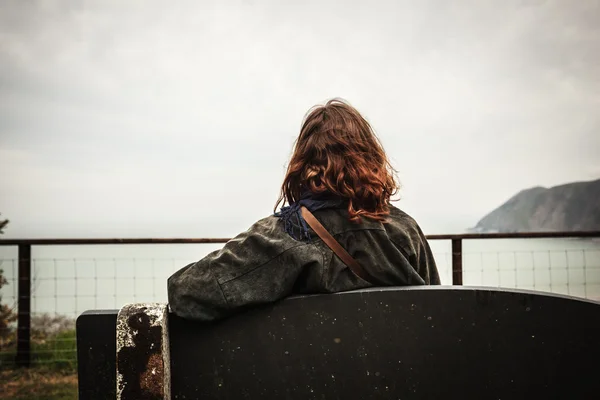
[77, 287, 600, 399]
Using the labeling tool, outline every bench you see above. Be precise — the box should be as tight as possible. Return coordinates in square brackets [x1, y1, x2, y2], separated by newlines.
[76, 287, 600, 399]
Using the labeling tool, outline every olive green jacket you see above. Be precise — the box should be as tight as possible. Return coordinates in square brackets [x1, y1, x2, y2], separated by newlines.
[168, 205, 440, 321]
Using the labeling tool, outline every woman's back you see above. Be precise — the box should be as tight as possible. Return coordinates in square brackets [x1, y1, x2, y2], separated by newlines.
[168, 204, 439, 321]
[168, 98, 440, 321]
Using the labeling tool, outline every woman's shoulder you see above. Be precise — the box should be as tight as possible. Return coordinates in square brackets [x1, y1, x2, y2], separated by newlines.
[243, 214, 291, 240]
[253, 214, 282, 228]
[387, 204, 420, 227]
[385, 204, 427, 245]
[245, 214, 314, 246]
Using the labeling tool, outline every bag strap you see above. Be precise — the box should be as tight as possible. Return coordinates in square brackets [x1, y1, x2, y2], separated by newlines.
[300, 206, 374, 284]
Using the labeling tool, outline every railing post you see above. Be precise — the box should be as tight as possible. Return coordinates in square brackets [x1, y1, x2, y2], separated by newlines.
[452, 238, 463, 285]
[16, 244, 31, 367]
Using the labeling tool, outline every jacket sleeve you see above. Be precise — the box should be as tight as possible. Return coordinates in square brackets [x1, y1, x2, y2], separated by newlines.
[416, 227, 441, 285]
[167, 258, 230, 321]
[167, 216, 318, 321]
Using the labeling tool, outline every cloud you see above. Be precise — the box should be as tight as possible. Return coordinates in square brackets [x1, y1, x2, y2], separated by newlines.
[0, 0, 598, 236]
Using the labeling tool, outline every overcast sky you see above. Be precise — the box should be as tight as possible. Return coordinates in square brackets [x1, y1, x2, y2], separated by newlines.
[1, 0, 599, 238]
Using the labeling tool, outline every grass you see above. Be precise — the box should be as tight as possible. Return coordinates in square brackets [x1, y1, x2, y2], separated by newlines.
[0, 368, 77, 400]
[1, 330, 78, 399]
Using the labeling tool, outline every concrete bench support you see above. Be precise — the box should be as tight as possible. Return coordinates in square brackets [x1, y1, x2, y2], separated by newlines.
[116, 303, 170, 400]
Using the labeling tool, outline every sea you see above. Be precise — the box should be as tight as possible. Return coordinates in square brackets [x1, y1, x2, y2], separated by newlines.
[0, 238, 599, 320]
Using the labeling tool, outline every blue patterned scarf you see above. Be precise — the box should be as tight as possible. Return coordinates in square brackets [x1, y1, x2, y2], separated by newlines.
[275, 191, 347, 241]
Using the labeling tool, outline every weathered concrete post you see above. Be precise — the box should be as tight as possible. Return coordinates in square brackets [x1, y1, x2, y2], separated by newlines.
[116, 303, 171, 400]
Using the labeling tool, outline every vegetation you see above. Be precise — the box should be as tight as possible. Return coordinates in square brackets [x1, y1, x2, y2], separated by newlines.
[1, 214, 17, 348]
[0, 323, 77, 399]
[1, 367, 78, 400]
[0, 215, 78, 399]
[0, 271, 17, 348]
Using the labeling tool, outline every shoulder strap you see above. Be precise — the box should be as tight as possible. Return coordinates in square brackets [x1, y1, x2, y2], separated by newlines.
[300, 206, 374, 284]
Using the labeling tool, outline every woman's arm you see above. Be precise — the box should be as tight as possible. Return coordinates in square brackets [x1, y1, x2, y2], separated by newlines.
[416, 228, 441, 285]
[167, 216, 319, 321]
[386, 205, 441, 285]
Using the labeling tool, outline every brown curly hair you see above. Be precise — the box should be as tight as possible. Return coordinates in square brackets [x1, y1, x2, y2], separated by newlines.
[275, 98, 399, 222]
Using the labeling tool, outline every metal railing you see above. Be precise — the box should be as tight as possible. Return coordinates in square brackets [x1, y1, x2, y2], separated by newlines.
[1, 230, 599, 367]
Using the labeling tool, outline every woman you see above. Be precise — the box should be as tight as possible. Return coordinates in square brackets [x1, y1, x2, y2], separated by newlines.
[168, 99, 440, 321]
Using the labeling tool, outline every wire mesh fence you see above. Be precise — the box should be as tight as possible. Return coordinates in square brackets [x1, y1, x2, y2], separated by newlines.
[0, 236, 599, 370]
[462, 247, 600, 300]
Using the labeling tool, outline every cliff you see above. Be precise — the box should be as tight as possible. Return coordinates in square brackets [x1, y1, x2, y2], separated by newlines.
[471, 178, 600, 232]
